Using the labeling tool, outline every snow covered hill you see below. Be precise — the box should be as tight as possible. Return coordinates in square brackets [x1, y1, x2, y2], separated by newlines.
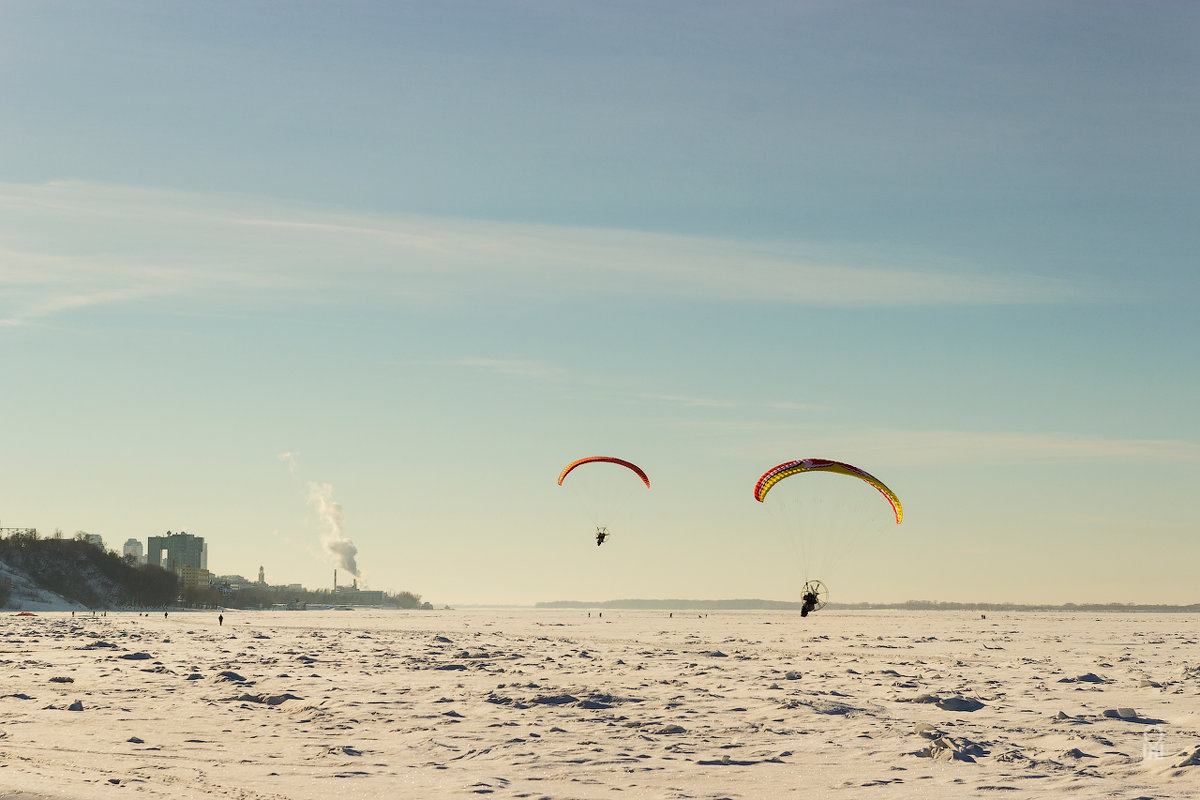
[0, 557, 88, 611]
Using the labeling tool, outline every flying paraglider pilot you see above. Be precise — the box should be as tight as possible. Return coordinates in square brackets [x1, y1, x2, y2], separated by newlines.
[801, 589, 819, 617]
[595, 526, 609, 546]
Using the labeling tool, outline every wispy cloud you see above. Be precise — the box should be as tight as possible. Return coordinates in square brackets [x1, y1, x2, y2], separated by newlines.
[0, 282, 162, 328]
[639, 392, 815, 411]
[734, 427, 1200, 467]
[0, 181, 1095, 328]
[639, 393, 736, 408]
[419, 357, 567, 380]
[409, 365, 815, 414]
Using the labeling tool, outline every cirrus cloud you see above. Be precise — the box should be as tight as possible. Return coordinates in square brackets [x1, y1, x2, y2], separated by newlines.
[0, 181, 1096, 328]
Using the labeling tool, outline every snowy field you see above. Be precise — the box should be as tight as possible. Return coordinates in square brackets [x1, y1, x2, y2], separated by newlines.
[2, 608, 1199, 799]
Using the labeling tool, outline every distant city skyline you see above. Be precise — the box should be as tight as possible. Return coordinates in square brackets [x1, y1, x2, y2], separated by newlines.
[3, 524, 347, 594]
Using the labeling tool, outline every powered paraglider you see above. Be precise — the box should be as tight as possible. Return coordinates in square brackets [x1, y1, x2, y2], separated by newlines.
[754, 458, 902, 615]
[559, 457, 650, 547]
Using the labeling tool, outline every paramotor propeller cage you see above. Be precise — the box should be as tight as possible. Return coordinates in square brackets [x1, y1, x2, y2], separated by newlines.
[802, 579, 829, 612]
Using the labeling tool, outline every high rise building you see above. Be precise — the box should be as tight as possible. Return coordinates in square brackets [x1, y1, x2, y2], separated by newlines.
[123, 538, 145, 564]
[146, 531, 205, 573]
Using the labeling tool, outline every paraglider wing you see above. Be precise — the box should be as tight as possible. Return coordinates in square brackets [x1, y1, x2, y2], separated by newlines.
[558, 457, 651, 488]
[753, 458, 902, 523]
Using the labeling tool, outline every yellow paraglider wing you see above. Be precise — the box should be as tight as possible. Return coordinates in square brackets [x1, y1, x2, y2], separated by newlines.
[754, 458, 901, 523]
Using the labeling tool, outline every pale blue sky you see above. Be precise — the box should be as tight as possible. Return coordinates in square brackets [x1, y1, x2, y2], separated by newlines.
[1, 2, 1196, 605]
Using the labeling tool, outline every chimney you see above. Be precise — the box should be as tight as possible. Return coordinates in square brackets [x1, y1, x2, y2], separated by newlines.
[333, 569, 337, 592]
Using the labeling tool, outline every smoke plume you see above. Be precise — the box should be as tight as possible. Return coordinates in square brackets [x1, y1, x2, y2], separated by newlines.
[277, 451, 298, 475]
[307, 482, 360, 578]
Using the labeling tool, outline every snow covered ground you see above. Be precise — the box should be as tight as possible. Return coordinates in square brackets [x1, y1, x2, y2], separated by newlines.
[2, 608, 1198, 799]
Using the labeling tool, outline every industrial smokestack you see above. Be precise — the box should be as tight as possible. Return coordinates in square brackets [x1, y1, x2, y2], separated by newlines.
[334, 568, 337, 592]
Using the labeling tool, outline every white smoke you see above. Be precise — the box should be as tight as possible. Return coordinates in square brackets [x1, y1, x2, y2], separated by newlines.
[307, 482, 360, 578]
[277, 451, 298, 475]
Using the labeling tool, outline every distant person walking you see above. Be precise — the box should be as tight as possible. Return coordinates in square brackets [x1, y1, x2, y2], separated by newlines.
[218, 614, 224, 626]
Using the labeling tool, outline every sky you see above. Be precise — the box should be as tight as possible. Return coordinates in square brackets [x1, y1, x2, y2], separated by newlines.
[1, 1, 1197, 606]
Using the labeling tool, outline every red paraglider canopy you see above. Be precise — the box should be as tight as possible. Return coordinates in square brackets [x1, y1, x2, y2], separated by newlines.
[558, 456, 650, 488]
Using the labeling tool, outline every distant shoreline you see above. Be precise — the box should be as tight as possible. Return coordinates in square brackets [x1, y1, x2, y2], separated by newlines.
[530, 599, 1200, 612]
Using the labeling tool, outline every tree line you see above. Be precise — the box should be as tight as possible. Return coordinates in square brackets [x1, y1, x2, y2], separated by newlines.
[0, 529, 178, 608]
[184, 582, 425, 610]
